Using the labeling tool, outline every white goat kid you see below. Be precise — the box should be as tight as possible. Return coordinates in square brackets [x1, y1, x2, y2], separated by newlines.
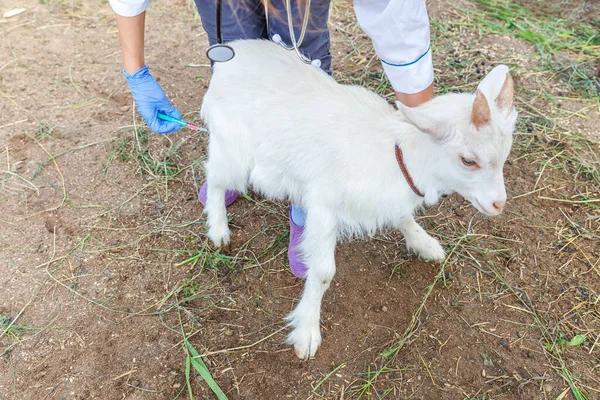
[201, 40, 517, 359]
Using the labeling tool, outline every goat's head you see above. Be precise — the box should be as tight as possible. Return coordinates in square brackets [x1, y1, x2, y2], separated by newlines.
[398, 65, 517, 216]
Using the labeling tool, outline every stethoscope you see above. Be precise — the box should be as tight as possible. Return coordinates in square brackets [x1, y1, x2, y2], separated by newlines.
[205, 0, 235, 62]
[206, 0, 320, 68]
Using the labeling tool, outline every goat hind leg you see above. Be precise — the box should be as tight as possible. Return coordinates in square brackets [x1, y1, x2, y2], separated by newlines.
[286, 207, 337, 360]
[398, 216, 446, 261]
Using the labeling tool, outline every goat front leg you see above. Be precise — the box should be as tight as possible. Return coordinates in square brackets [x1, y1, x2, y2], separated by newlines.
[286, 207, 337, 360]
[397, 216, 446, 261]
[205, 183, 231, 247]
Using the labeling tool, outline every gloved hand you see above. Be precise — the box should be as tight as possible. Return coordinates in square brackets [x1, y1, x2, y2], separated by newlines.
[123, 65, 182, 134]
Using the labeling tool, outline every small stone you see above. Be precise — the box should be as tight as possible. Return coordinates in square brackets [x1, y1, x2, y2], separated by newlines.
[119, 105, 130, 112]
[173, 383, 181, 389]
[103, 270, 115, 280]
[3, 8, 26, 18]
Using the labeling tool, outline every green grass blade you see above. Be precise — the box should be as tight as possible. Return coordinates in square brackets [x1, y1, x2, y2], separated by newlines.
[561, 367, 588, 400]
[185, 355, 195, 400]
[312, 362, 347, 394]
[186, 340, 229, 400]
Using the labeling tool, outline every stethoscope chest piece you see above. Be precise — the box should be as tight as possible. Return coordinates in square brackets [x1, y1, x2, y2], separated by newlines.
[207, 0, 235, 63]
[207, 44, 235, 63]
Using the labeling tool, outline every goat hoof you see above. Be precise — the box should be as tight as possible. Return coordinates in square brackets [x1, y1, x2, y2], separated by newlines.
[409, 236, 446, 261]
[419, 241, 446, 261]
[288, 325, 322, 360]
[294, 344, 313, 360]
[208, 225, 231, 248]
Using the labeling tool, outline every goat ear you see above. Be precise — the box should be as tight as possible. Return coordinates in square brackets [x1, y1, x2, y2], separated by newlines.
[395, 101, 440, 136]
[471, 89, 491, 129]
[495, 72, 514, 111]
[476, 65, 510, 105]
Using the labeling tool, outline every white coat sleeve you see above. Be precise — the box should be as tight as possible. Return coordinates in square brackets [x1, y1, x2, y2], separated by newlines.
[108, 0, 151, 17]
[353, 0, 434, 94]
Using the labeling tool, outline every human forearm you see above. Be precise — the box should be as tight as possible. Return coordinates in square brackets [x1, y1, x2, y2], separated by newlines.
[395, 84, 434, 107]
[113, 10, 181, 134]
[115, 12, 146, 74]
[354, 0, 434, 97]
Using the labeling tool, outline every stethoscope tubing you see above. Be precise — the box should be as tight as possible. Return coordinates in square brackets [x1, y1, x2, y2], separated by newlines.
[207, 0, 316, 66]
[206, 0, 235, 62]
[216, 0, 223, 44]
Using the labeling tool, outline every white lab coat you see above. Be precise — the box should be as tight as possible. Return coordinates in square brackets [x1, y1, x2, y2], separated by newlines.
[109, 0, 433, 94]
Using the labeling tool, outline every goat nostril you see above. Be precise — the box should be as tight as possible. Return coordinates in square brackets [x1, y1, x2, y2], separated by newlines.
[493, 201, 505, 211]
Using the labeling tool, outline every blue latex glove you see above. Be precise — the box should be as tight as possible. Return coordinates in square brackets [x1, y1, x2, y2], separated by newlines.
[123, 65, 182, 134]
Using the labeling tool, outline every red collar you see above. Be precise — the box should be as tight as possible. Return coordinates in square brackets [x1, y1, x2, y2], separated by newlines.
[395, 145, 424, 197]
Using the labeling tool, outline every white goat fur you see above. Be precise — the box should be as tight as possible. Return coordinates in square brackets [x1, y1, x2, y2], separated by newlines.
[201, 39, 517, 359]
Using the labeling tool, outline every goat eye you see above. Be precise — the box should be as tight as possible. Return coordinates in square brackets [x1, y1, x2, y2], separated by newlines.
[461, 157, 477, 167]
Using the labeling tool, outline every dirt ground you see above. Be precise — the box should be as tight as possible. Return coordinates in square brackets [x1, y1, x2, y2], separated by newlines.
[1, 0, 599, 399]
